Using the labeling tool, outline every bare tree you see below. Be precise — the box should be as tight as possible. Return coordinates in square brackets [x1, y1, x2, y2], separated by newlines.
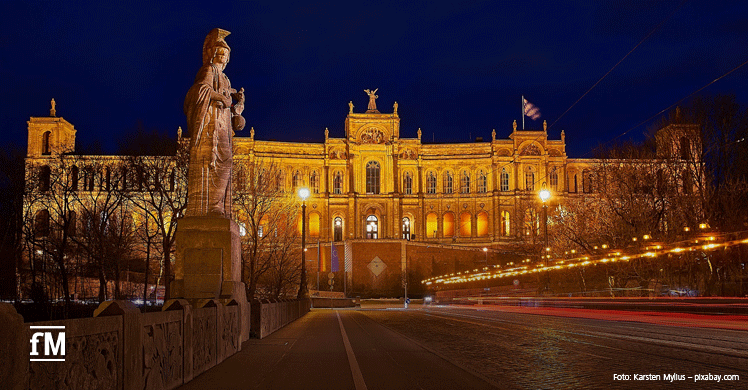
[233, 158, 301, 300]
[121, 128, 187, 302]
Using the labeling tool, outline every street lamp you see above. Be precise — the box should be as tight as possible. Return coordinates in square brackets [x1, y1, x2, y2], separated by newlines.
[539, 183, 551, 267]
[297, 187, 310, 299]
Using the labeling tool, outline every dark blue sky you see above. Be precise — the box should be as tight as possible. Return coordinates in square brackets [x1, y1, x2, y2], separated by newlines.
[2, 1, 747, 156]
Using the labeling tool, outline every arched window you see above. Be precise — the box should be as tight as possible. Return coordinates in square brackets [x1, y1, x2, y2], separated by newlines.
[309, 212, 320, 238]
[366, 161, 380, 194]
[582, 169, 592, 193]
[444, 172, 453, 194]
[501, 168, 510, 192]
[477, 171, 487, 193]
[42, 131, 51, 155]
[525, 171, 535, 191]
[549, 167, 558, 191]
[427, 172, 437, 194]
[333, 172, 343, 194]
[459, 212, 471, 237]
[235, 166, 246, 192]
[293, 171, 303, 189]
[461, 171, 470, 194]
[426, 212, 438, 238]
[278, 170, 286, 192]
[501, 211, 511, 236]
[366, 215, 378, 239]
[680, 137, 691, 160]
[333, 217, 343, 241]
[71, 165, 79, 191]
[443, 212, 455, 237]
[39, 165, 51, 191]
[476, 211, 488, 237]
[402, 217, 411, 240]
[310, 171, 319, 193]
[35, 209, 50, 237]
[403, 171, 413, 195]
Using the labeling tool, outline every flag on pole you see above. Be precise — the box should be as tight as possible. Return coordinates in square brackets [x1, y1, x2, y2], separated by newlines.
[331, 244, 340, 272]
[523, 97, 541, 120]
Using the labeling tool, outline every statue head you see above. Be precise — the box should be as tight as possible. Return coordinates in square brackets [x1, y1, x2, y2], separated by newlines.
[202, 28, 231, 66]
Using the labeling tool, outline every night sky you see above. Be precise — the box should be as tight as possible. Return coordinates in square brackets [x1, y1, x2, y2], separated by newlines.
[2, 1, 747, 157]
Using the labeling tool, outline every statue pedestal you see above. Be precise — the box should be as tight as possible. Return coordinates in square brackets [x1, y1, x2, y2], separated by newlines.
[172, 215, 249, 341]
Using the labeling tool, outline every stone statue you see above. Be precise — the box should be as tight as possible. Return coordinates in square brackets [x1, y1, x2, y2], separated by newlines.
[364, 88, 378, 111]
[348, 101, 354, 114]
[250, 127, 255, 140]
[492, 129, 496, 141]
[325, 127, 329, 140]
[50, 98, 56, 117]
[177, 126, 183, 139]
[184, 28, 245, 217]
[513, 120, 517, 132]
[417, 128, 422, 140]
[393, 101, 398, 114]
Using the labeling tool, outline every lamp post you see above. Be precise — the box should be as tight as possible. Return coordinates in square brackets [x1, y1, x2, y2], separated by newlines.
[482, 247, 489, 292]
[539, 183, 551, 268]
[297, 187, 310, 299]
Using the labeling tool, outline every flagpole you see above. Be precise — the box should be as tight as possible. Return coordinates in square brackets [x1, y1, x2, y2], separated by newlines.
[522, 95, 525, 130]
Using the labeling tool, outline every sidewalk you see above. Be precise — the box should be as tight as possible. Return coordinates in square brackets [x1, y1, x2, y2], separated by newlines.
[178, 309, 496, 390]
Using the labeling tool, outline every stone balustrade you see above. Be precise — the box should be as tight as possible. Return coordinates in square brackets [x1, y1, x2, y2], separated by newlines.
[250, 299, 312, 339]
[0, 297, 292, 390]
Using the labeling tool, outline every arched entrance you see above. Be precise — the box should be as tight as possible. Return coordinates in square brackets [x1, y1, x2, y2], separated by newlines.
[366, 215, 378, 239]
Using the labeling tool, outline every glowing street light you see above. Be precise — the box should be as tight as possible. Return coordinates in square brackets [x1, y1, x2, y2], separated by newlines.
[297, 187, 310, 299]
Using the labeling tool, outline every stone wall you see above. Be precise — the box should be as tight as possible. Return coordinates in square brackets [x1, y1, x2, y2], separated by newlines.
[0, 297, 276, 390]
[250, 299, 312, 339]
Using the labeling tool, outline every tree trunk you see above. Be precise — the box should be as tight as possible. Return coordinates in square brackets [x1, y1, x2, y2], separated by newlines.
[143, 237, 150, 309]
[162, 239, 172, 301]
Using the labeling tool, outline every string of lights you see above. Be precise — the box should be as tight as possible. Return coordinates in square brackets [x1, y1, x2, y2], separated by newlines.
[422, 227, 748, 287]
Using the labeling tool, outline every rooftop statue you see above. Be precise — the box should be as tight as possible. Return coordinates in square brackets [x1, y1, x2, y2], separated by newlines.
[364, 88, 378, 112]
[184, 28, 245, 217]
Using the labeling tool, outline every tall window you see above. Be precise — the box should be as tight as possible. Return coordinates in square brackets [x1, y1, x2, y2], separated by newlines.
[35, 209, 50, 237]
[403, 172, 413, 195]
[402, 217, 411, 240]
[426, 212, 438, 238]
[235, 166, 246, 192]
[334, 217, 343, 241]
[427, 172, 436, 194]
[366, 161, 380, 194]
[278, 171, 286, 192]
[461, 171, 470, 194]
[293, 171, 302, 189]
[333, 172, 343, 194]
[310, 171, 319, 193]
[40, 165, 51, 191]
[42, 131, 51, 155]
[549, 167, 558, 191]
[582, 169, 592, 193]
[444, 172, 453, 194]
[680, 137, 691, 160]
[366, 215, 378, 239]
[477, 170, 487, 193]
[71, 165, 79, 191]
[501, 210, 511, 236]
[501, 168, 509, 192]
[525, 171, 535, 191]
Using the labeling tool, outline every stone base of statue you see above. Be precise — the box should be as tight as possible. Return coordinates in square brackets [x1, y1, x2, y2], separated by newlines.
[171, 215, 249, 342]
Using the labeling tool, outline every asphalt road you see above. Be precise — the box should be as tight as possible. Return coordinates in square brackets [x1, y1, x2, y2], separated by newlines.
[179, 305, 747, 389]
